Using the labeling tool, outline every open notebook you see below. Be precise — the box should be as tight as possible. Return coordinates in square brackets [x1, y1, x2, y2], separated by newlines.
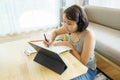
[29, 42, 71, 54]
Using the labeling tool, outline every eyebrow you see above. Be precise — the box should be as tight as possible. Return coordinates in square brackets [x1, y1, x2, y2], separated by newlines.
[63, 19, 72, 23]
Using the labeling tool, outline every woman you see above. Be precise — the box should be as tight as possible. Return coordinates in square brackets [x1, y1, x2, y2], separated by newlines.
[44, 5, 97, 80]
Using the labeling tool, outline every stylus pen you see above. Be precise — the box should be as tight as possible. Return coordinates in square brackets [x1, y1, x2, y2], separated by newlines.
[44, 34, 48, 42]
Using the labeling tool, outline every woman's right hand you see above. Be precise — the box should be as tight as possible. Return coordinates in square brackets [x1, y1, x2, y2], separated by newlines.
[43, 40, 52, 47]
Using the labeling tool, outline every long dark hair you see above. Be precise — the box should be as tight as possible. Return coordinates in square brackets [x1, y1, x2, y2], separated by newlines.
[64, 5, 89, 32]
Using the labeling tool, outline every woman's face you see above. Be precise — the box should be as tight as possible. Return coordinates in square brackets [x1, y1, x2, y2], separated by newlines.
[63, 14, 78, 33]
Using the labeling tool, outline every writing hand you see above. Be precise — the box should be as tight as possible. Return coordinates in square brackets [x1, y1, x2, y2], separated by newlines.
[53, 41, 73, 49]
[43, 40, 52, 47]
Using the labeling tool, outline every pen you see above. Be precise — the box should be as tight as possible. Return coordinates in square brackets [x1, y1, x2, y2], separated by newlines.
[44, 34, 48, 42]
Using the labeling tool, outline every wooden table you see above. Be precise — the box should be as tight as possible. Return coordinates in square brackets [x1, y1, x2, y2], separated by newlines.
[0, 39, 88, 80]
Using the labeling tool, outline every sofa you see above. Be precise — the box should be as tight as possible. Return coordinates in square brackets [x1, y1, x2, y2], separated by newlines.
[84, 6, 120, 66]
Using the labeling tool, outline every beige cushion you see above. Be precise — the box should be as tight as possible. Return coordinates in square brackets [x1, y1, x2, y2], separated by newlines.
[88, 22, 120, 66]
[85, 6, 120, 30]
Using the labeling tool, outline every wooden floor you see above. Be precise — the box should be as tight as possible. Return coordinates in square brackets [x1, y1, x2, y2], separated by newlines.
[95, 52, 120, 80]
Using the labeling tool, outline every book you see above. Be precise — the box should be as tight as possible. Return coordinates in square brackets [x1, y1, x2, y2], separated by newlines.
[29, 41, 71, 54]
[24, 46, 37, 56]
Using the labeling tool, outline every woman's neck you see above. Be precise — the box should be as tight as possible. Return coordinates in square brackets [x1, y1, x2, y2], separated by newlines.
[70, 31, 82, 43]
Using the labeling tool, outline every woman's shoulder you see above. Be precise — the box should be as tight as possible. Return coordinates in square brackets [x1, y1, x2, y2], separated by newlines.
[85, 29, 96, 40]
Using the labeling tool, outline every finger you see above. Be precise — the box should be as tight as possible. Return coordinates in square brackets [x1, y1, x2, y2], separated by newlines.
[43, 40, 50, 47]
[53, 42, 62, 46]
[53, 43, 58, 46]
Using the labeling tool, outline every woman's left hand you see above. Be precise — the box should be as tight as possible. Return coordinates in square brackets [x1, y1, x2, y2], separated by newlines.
[53, 41, 74, 49]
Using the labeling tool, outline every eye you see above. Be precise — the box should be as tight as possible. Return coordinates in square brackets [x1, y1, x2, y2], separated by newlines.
[63, 20, 72, 25]
[67, 22, 72, 25]
[63, 21, 66, 23]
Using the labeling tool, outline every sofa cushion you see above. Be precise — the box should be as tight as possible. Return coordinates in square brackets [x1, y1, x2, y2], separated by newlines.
[88, 22, 120, 66]
[85, 6, 120, 30]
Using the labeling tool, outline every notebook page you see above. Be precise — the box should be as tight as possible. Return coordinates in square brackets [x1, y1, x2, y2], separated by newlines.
[30, 42, 71, 54]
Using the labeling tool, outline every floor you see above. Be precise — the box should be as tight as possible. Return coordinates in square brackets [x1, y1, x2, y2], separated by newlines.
[95, 68, 111, 80]
[95, 52, 120, 80]
[0, 28, 53, 44]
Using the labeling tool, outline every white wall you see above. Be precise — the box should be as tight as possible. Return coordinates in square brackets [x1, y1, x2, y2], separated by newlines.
[65, 0, 83, 7]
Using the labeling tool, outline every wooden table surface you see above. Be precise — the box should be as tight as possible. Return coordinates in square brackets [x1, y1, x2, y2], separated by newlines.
[0, 39, 88, 80]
